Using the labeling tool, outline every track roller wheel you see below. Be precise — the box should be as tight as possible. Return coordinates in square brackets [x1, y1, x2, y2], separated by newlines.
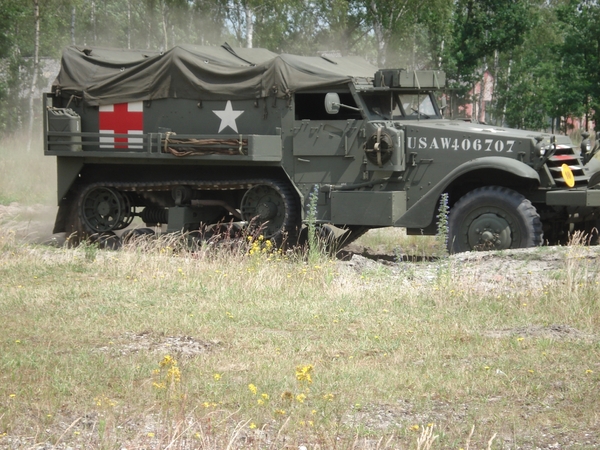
[240, 181, 300, 245]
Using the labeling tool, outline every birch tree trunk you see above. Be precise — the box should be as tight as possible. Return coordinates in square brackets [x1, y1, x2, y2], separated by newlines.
[127, 0, 131, 49]
[161, 1, 169, 50]
[477, 62, 486, 123]
[492, 50, 498, 125]
[26, 0, 40, 153]
[370, 0, 386, 67]
[71, 5, 76, 44]
[245, 4, 254, 48]
[91, 0, 96, 44]
[501, 57, 512, 127]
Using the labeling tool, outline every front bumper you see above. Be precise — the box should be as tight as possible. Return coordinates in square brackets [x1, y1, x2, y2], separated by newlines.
[546, 189, 600, 207]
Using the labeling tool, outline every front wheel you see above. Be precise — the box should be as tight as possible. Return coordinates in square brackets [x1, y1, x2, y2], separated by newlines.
[448, 186, 543, 253]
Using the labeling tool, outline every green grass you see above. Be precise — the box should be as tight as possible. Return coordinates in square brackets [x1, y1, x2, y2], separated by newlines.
[0, 233, 599, 449]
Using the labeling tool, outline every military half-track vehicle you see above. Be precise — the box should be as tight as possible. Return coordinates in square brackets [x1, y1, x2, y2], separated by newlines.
[44, 44, 600, 251]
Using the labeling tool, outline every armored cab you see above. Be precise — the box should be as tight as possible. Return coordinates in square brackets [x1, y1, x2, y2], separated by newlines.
[44, 44, 600, 251]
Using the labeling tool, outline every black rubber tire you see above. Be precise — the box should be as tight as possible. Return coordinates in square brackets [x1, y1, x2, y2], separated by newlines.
[93, 231, 122, 250]
[448, 186, 543, 253]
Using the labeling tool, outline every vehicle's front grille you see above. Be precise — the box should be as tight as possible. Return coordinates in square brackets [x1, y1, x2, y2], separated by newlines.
[546, 145, 587, 188]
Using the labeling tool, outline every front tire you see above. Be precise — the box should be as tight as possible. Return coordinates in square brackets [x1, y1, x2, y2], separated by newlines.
[448, 186, 543, 253]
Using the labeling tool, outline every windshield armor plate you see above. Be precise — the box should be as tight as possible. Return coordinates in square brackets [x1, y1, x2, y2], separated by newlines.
[359, 91, 440, 120]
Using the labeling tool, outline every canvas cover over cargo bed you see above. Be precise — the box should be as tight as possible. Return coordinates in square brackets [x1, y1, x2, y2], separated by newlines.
[53, 44, 377, 105]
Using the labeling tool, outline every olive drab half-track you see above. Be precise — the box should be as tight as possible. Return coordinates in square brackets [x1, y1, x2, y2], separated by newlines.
[44, 44, 600, 251]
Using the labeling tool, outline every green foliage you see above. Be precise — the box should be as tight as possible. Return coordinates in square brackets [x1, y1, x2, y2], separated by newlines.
[444, 0, 536, 116]
[446, 0, 534, 78]
[554, 0, 600, 128]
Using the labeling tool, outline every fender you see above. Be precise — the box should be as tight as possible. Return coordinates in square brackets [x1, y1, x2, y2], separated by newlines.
[395, 156, 541, 229]
[584, 157, 600, 188]
[56, 157, 85, 202]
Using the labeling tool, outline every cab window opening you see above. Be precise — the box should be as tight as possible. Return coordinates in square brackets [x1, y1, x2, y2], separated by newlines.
[295, 93, 362, 120]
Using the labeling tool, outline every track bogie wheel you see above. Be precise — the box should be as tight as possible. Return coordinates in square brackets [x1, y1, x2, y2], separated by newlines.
[240, 181, 299, 244]
[80, 186, 132, 233]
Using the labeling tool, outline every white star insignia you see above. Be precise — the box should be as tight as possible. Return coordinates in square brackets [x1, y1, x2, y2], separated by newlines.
[213, 101, 244, 133]
[470, 127, 505, 133]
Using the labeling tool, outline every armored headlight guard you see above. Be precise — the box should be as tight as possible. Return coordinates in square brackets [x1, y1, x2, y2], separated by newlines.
[534, 136, 546, 157]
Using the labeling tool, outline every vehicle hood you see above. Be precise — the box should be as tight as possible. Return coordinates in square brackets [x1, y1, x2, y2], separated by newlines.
[404, 120, 573, 146]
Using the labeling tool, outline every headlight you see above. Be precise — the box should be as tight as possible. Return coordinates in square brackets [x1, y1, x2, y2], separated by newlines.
[535, 143, 546, 157]
[582, 140, 591, 153]
[581, 132, 591, 153]
[534, 136, 546, 157]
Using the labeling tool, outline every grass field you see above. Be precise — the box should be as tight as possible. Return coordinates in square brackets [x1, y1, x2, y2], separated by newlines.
[1, 135, 599, 449]
[0, 231, 599, 449]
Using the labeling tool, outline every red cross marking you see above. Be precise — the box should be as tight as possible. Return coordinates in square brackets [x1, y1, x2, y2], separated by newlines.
[99, 102, 144, 149]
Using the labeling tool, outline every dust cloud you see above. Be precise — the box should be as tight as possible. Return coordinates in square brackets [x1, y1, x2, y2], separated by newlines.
[0, 125, 59, 243]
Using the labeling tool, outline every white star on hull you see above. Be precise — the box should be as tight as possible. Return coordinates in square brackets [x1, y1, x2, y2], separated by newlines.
[213, 101, 244, 133]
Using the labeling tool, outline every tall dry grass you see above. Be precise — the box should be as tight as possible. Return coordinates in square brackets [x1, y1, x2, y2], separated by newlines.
[0, 230, 599, 449]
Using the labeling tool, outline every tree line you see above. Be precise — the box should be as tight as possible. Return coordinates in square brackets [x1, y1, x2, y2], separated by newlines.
[0, 0, 598, 139]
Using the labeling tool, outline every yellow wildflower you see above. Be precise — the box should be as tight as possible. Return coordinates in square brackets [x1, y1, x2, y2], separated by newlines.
[167, 366, 181, 383]
[295, 364, 314, 383]
[159, 355, 175, 367]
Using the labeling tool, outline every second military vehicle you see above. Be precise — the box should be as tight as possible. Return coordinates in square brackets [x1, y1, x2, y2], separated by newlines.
[44, 44, 600, 251]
